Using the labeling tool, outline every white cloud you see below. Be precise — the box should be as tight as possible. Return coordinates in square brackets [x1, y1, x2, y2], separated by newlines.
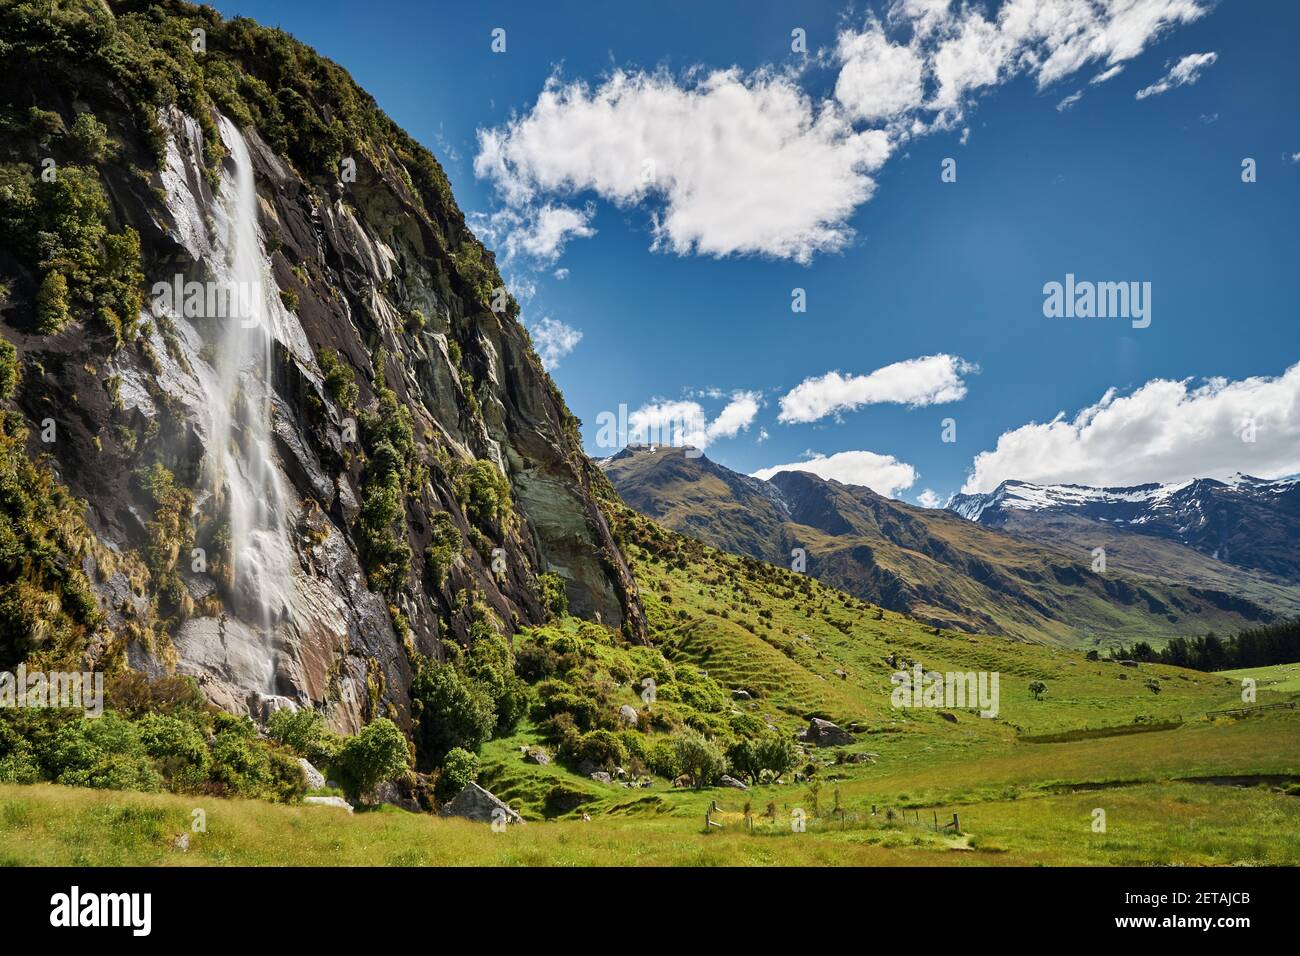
[1136, 51, 1218, 99]
[529, 317, 583, 370]
[553, 267, 570, 280]
[1056, 89, 1084, 111]
[778, 353, 977, 424]
[475, 1, 1211, 263]
[834, 25, 926, 122]
[627, 390, 761, 450]
[752, 450, 918, 498]
[916, 488, 943, 508]
[471, 202, 595, 265]
[476, 69, 891, 264]
[962, 363, 1300, 493]
[1091, 64, 1125, 84]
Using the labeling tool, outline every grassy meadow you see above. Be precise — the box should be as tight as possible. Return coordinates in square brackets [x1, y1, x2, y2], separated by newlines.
[1, 510, 1296, 866]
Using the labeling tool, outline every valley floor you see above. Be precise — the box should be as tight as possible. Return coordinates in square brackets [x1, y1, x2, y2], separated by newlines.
[3, 710, 1296, 866]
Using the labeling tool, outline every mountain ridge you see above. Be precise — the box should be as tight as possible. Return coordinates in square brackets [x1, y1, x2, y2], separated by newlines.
[602, 444, 1296, 647]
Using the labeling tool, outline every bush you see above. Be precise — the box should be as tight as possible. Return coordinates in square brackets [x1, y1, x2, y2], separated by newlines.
[266, 708, 338, 763]
[35, 271, 71, 334]
[69, 113, 112, 162]
[457, 459, 512, 531]
[0, 339, 17, 401]
[46, 715, 162, 793]
[564, 729, 627, 772]
[673, 729, 726, 788]
[646, 736, 683, 780]
[209, 726, 304, 802]
[437, 746, 478, 799]
[137, 713, 210, 791]
[423, 513, 461, 587]
[317, 347, 359, 410]
[536, 572, 568, 618]
[464, 626, 529, 734]
[727, 731, 799, 784]
[336, 717, 410, 802]
[410, 660, 495, 767]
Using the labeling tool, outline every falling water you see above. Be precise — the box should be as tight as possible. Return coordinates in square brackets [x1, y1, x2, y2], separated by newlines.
[207, 116, 297, 634]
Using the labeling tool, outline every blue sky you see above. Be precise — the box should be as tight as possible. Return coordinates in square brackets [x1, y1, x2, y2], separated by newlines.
[213, 0, 1300, 503]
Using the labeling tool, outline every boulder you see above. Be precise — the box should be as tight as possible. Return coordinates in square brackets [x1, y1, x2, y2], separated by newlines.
[438, 782, 523, 825]
[521, 746, 551, 766]
[719, 774, 748, 790]
[731, 688, 752, 700]
[798, 717, 854, 747]
[589, 771, 612, 784]
[369, 779, 422, 812]
[304, 796, 353, 813]
[618, 704, 639, 727]
[298, 757, 326, 790]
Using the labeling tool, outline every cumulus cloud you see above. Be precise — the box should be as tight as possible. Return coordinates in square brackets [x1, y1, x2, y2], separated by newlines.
[834, 25, 926, 122]
[752, 450, 918, 497]
[1136, 51, 1218, 99]
[529, 317, 583, 369]
[475, 1, 1211, 263]
[778, 354, 977, 424]
[628, 391, 761, 450]
[476, 69, 891, 264]
[916, 488, 944, 508]
[962, 363, 1300, 493]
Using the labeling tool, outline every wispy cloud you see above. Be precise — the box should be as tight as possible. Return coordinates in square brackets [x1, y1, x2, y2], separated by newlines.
[529, 316, 583, 369]
[1056, 90, 1084, 111]
[1136, 51, 1218, 100]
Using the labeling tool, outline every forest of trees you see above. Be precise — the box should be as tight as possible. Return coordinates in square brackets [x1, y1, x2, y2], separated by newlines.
[1108, 618, 1300, 671]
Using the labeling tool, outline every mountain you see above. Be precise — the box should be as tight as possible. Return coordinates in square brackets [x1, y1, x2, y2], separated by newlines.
[949, 475, 1300, 584]
[0, 0, 642, 733]
[602, 445, 1291, 647]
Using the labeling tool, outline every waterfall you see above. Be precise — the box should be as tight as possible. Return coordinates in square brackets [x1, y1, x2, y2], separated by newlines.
[207, 116, 297, 636]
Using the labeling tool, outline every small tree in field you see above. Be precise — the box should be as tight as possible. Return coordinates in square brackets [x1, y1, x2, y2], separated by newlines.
[337, 718, 410, 802]
[1028, 680, 1048, 701]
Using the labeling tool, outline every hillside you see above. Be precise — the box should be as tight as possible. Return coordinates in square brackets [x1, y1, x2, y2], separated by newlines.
[0, 0, 642, 735]
[603, 445, 1283, 649]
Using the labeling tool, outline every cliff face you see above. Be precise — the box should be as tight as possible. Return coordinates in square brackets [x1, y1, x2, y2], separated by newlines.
[0, 1, 643, 732]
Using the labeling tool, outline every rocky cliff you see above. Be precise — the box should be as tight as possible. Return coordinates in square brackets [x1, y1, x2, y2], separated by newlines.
[0, 0, 644, 732]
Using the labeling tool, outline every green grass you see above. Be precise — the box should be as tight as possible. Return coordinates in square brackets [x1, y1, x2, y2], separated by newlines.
[3, 506, 1296, 866]
[1218, 662, 1300, 695]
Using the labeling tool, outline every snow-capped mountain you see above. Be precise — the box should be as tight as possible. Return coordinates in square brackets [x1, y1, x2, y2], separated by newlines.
[949, 475, 1300, 582]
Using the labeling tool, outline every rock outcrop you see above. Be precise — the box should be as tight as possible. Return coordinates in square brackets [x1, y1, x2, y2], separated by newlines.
[0, 1, 644, 732]
[438, 782, 522, 825]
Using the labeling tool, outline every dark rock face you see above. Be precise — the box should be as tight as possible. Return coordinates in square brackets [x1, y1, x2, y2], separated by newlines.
[0, 9, 643, 731]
